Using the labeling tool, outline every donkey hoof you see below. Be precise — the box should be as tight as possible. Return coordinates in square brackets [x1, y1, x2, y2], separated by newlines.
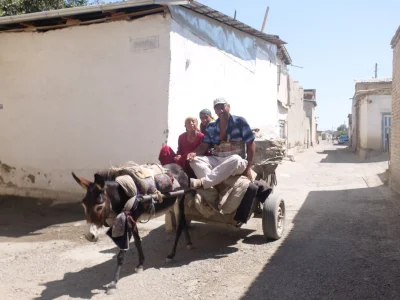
[106, 288, 116, 295]
[106, 282, 117, 295]
[135, 266, 144, 273]
[187, 244, 193, 250]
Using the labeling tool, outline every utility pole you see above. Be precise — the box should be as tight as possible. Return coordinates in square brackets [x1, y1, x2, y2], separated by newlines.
[375, 63, 378, 78]
[261, 6, 269, 32]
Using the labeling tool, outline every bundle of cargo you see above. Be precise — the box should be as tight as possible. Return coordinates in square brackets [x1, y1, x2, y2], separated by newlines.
[251, 129, 286, 187]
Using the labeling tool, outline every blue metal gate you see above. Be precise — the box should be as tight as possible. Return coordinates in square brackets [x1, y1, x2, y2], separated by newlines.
[382, 113, 392, 151]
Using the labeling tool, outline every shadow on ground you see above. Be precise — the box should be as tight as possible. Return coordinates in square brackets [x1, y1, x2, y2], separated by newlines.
[317, 147, 389, 164]
[35, 223, 257, 299]
[377, 170, 389, 186]
[0, 196, 83, 238]
[240, 185, 400, 299]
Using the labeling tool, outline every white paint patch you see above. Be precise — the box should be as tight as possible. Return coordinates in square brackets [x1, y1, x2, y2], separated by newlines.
[85, 223, 101, 242]
[130, 36, 160, 51]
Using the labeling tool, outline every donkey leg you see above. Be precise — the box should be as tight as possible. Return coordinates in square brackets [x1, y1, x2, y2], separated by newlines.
[106, 250, 126, 294]
[167, 195, 190, 261]
[182, 202, 193, 250]
[183, 225, 193, 250]
[132, 225, 145, 272]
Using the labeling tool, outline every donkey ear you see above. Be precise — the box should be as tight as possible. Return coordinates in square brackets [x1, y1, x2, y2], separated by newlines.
[94, 174, 105, 190]
[72, 172, 90, 190]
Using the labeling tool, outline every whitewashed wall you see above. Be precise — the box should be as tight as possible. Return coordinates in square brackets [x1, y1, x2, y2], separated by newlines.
[351, 99, 356, 150]
[277, 57, 289, 106]
[303, 101, 317, 145]
[359, 97, 369, 149]
[167, 13, 279, 151]
[286, 78, 307, 149]
[366, 94, 392, 149]
[0, 15, 171, 199]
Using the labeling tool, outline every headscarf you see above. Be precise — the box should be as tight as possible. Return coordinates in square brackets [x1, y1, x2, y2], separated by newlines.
[199, 108, 212, 117]
[199, 109, 214, 134]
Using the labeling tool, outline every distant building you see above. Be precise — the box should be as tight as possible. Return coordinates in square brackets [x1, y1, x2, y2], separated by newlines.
[348, 114, 352, 145]
[303, 89, 318, 146]
[275, 45, 318, 153]
[350, 78, 392, 159]
[276, 45, 292, 141]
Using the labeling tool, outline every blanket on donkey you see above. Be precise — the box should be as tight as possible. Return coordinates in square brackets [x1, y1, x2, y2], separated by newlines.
[102, 162, 181, 250]
[106, 196, 138, 250]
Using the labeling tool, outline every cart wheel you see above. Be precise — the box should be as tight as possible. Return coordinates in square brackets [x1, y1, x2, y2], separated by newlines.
[262, 194, 285, 240]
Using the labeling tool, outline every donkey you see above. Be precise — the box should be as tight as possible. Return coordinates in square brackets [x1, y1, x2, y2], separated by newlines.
[71, 163, 192, 293]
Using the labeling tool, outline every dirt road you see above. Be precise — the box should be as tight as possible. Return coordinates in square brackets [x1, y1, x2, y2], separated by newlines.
[1, 142, 400, 300]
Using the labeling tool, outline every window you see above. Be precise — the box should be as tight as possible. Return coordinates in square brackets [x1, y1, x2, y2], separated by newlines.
[279, 120, 286, 138]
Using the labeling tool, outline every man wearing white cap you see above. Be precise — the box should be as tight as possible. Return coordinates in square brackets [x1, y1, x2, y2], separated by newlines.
[187, 97, 256, 189]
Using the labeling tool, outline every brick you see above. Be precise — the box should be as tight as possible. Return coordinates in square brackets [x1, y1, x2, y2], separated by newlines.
[390, 30, 400, 194]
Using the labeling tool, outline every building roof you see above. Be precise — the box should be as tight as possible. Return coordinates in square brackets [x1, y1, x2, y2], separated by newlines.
[354, 78, 392, 84]
[391, 25, 400, 48]
[303, 89, 317, 107]
[0, 0, 286, 46]
[304, 99, 317, 107]
[277, 45, 292, 65]
[182, 2, 285, 45]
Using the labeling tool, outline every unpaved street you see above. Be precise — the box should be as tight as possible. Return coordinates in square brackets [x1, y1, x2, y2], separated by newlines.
[1, 142, 400, 300]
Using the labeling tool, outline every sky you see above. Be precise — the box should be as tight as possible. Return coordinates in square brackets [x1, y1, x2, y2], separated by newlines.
[196, 0, 400, 131]
[107, 0, 400, 131]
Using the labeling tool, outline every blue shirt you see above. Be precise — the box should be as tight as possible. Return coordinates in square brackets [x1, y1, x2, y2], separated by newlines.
[203, 115, 255, 146]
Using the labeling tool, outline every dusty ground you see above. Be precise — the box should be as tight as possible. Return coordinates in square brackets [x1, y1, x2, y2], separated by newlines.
[1, 142, 400, 300]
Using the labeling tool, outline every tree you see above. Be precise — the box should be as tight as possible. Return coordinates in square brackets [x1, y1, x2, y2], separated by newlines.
[337, 124, 347, 132]
[336, 124, 348, 137]
[0, 0, 104, 16]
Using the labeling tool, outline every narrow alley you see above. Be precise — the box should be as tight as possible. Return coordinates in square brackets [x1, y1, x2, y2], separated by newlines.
[1, 142, 399, 300]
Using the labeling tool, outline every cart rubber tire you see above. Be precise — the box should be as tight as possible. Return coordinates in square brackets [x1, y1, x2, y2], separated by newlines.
[262, 194, 285, 240]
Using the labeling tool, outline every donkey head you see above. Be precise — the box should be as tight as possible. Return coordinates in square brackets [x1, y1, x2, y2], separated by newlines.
[72, 172, 110, 242]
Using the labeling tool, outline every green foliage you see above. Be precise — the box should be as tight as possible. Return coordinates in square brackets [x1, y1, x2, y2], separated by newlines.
[0, 0, 103, 16]
[335, 124, 347, 137]
[336, 124, 347, 132]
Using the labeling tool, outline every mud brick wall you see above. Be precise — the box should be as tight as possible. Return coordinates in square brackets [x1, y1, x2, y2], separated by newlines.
[390, 27, 400, 194]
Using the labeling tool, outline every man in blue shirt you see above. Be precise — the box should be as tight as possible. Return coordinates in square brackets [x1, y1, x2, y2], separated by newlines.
[187, 97, 256, 189]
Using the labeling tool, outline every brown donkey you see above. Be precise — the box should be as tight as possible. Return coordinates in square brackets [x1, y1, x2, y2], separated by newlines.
[71, 163, 192, 294]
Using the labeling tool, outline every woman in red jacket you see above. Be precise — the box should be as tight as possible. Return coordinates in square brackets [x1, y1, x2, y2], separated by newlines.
[159, 116, 204, 178]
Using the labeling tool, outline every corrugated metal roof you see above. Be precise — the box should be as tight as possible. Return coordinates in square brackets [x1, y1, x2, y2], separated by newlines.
[277, 45, 292, 65]
[355, 78, 392, 84]
[182, 1, 286, 45]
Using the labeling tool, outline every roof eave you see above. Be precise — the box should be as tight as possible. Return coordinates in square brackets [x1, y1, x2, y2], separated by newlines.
[0, 0, 287, 46]
[303, 99, 317, 107]
[182, 1, 286, 46]
[354, 78, 392, 84]
[0, 0, 189, 25]
[278, 45, 292, 65]
[391, 25, 400, 48]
